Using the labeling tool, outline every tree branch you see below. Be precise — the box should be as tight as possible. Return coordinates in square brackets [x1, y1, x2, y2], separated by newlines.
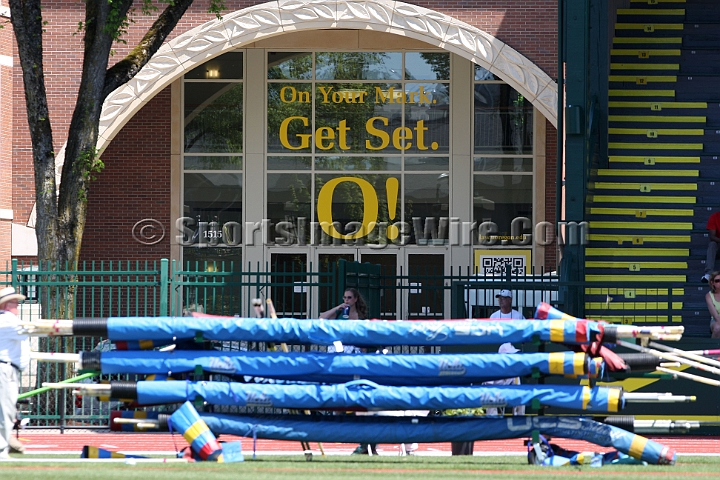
[103, 0, 195, 99]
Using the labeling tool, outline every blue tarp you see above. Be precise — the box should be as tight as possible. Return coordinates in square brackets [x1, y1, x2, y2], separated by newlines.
[135, 379, 624, 412]
[196, 413, 675, 465]
[102, 316, 602, 346]
[86, 350, 601, 385]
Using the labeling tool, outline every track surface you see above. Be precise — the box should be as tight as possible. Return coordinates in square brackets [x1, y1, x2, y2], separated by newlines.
[13, 431, 720, 456]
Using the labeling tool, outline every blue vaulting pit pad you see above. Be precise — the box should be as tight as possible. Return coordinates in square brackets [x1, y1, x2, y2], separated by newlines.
[102, 315, 602, 347]
[193, 414, 676, 465]
[135, 380, 623, 413]
[89, 350, 601, 385]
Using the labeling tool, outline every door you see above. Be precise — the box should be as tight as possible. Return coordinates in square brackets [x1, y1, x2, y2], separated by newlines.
[360, 253, 397, 320]
[405, 252, 446, 320]
[269, 252, 309, 318]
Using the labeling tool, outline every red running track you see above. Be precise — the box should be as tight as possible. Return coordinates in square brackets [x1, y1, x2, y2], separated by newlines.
[13, 432, 720, 456]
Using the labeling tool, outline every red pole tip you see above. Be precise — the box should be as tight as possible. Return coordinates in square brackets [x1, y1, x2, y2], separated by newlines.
[660, 447, 677, 465]
[535, 302, 551, 319]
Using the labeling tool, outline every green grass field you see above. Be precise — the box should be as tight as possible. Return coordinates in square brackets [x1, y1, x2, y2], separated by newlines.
[2, 455, 720, 480]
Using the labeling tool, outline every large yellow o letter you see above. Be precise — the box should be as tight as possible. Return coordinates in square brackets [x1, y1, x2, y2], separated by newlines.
[317, 177, 378, 239]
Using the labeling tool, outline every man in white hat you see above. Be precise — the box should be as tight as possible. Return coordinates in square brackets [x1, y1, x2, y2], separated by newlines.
[0, 287, 28, 459]
[489, 289, 525, 320]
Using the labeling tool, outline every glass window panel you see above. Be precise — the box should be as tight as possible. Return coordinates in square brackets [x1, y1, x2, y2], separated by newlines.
[316, 82, 403, 154]
[315, 52, 402, 80]
[405, 156, 449, 171]
[404, 83, 450, 154]
[473, 174, 533, 240]
[474, 64, 502, 81]
[314, 173, 400, 246]
[474, 157, 532, 173]
[405, 52, 450, 80]
[185, 52, 244, 80]
[267, 173, 312, 245]
[404, 173, 449, 245]
[267, 156, 312, 170]
[314, 156, 401, 171]
[182, 247, 243, 271]
[184, 83, 243, 153]
[184, 173, 243, 222]
[474, 84, 533, 154]
[268, 52, 313, 80]
[267, 83, 313, 153]
[184, 156, 243, 170]
[183, 173, 243, 247]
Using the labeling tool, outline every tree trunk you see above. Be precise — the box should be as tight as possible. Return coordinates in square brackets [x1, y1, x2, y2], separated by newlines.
[10, 0, 200, 319]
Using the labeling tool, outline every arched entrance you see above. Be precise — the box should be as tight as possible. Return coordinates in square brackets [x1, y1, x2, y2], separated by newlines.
[97, 0, 557, 151]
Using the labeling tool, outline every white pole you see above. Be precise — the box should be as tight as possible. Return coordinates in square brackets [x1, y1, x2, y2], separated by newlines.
[623, 392, 696, 403]
[656, 367, 720, 387]
[31, 352, 80, 363]
[649, 341, 720, 369]
[617, 340, 720, 378]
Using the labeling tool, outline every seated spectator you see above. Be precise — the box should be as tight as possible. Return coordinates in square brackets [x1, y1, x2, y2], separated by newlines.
[702, 211, 720, 283]
[706, 271, 720, 338]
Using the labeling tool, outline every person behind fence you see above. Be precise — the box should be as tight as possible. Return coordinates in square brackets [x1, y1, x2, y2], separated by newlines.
[320, 287, 368, 320]
[0, 287, 29, 460]
[488, 289, 524, 415]
[320, 288, 377, 455]
[490, 289, 525, 320]
[706, 271, 720, 338]
[702, 210, 720, 283]
[320, 288, 368, 355]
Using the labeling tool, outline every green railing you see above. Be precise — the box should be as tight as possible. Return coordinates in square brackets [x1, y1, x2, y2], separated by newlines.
[170, 259, 339, 317]
[450, 271, 561, 320]
[2, 258, 338, 428]
[2, 259, 168, 429]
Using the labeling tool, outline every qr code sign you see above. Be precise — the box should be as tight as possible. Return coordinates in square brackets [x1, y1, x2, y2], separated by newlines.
[480, 256, 526, 275]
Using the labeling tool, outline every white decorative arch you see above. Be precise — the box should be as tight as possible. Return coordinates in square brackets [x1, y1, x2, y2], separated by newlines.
[97, 0, 557, 151]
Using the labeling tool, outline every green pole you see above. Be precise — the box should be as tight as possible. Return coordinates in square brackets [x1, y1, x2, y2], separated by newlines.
[18, 371, 98, 400]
